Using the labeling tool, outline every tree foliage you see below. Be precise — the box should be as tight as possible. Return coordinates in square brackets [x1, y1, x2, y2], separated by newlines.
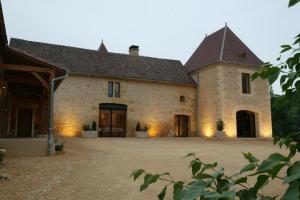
[130, 1, 300, 199]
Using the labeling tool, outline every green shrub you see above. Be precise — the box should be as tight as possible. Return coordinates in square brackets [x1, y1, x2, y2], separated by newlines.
[144, 124, 151, 132]
[82, 122, 92, 131]
[216, 119, 225, 131]
[92, 121, 97, 131]
[136, 122, 141, 131]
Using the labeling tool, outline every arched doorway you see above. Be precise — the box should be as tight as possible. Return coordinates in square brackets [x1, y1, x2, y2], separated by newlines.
[99, 103, 127, 137]
[175, 115, 189, 137]
[236, 110, 256, 138]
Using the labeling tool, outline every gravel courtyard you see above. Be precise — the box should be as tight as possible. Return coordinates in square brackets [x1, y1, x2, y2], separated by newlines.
[0, 138, 290, 200]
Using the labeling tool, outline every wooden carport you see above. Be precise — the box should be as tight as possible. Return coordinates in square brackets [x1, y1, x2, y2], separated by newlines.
[0, 47, 66, 138]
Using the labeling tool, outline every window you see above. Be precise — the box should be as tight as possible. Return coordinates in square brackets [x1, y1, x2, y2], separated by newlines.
[108, 81, 120, 98]
[114, 82, 120, 98]
[108, 81, 113, 97]
[180, 95, 185, 102]
[242, 73, 250, 94]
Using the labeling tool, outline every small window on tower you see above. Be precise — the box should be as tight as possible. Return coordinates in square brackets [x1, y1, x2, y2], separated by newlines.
[180, 95, 185, 102]
[242, 73, 250, 94]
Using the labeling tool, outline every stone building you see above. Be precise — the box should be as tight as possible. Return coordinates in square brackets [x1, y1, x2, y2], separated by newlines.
[9, 25, 272, 138]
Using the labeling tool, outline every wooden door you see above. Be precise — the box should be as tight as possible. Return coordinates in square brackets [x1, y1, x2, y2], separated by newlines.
[176, 115, 189, 137]
[17, 108, 33, 138]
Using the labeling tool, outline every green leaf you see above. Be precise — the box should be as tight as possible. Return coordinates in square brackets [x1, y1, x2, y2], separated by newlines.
[270, 163, 285, 179]
[204, 191, 236, 199]
[140, 173, 159, 192]
[183, 153, 195, 158]
[173, 181, 184, 200]
[158, 185, 167, 200]
[284, 161, 300, 183]
[295, 80, 300, 92]
[193, 173, 212, 179]
[288, 0, 300, 7]
[280, 45, 292, 53]
[201, 162, 217, 172]
[252, 174, 269, 193]
[219, 179, 231, 191]
[243, 152, 259, 163]
[258, 153, 287, 172]
[237, 189, 257, 200]
[130, 169, 145, 181]
[251, 72, 260, 81]
[268, 68, 281, 85]
[234, 177, 247, 185]
[282, 182, 300, 200]
[280, 75, 288, 85]
[294, 37, 300, 45]
[183, 180, 207, 199]
[191, 160, 202, 176]
[240, 163, 256, 174]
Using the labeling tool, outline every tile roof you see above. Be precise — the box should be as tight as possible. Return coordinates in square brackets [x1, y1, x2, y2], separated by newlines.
[185, 26, 264, 73]
[10, 38, 194, 85]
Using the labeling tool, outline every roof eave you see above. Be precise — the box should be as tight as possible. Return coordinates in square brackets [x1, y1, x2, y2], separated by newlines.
[69, 72, 196, 86]
[187, 61, 263, 74]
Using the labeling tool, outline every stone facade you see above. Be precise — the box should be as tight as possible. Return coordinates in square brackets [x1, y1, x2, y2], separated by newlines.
[54, 75, 196, 137]
[191, 63, 272, 138]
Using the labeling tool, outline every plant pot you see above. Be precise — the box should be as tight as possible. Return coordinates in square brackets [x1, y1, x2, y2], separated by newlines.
[215, 131, 226, 139]
[82, 131, 98, 138]
[55, 143, 64, 151]
[135, 131, 149, 138]
[0, 149, 6, 162]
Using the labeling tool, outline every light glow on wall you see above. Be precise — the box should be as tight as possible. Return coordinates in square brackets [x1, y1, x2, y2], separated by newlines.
[202, 124, 214, 137]
[55, 112, 81, 137]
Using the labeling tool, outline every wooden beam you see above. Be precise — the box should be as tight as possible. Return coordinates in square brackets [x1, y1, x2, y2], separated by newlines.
[4, 74, 40, 85]
[31, 72, 50, 90]
[0, 64, 54, 74]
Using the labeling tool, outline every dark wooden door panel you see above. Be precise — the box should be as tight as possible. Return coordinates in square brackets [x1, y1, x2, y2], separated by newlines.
[17, 108, 33, 138]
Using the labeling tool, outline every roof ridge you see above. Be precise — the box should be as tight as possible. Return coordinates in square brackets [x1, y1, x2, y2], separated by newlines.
[108, 52, 182, 63]
[10, 38, 99, 53]
[10, 38, 182, 63]
[219, 24, 227, 61]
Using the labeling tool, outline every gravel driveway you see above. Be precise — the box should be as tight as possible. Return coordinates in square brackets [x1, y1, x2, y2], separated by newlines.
[0, 137, 289, 200]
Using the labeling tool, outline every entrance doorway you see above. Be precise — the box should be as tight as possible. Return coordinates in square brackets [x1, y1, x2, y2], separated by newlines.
[99, 103, 127, 137]
[236, 110, 256, 138]
[17, 108, 33, 138]
[175, 115, 189, 137]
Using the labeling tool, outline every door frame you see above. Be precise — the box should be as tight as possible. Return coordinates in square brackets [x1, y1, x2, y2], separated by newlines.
[175, 115, 189, 137]
[99, 103, 127, 137]
[236, 110, 256, 138]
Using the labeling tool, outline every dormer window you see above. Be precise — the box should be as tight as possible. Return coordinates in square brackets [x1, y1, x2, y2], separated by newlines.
[242, 73, 250, 94]
[180, 95, 185, 102]
[239, 52, 246, 58]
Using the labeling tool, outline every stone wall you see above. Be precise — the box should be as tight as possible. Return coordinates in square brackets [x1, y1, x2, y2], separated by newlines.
[192, 63, 272, 138]
[53, 75, 196, 137]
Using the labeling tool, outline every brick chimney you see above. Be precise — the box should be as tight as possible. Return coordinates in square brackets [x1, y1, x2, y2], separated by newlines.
[129, 45, 139, 56]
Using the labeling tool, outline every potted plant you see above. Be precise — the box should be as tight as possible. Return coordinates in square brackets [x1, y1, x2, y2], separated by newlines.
[215, 118, 226, 139]
[0, 148, 5, 163]
[135, 122, 149, 138]
[82, 121, 98, 138]
[53, 135, 64, 152]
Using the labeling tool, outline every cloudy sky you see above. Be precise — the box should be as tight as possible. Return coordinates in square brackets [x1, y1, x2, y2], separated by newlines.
[2, 0, 299, 93]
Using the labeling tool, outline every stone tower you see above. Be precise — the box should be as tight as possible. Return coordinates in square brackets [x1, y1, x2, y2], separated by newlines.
[185, 25, 272, 138]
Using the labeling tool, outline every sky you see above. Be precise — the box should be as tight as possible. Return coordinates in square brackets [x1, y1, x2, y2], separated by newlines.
[2, 0, 300, 94]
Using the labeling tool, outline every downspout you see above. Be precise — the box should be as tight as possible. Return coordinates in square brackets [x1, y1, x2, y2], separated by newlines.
[48, 69, 69, 155]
